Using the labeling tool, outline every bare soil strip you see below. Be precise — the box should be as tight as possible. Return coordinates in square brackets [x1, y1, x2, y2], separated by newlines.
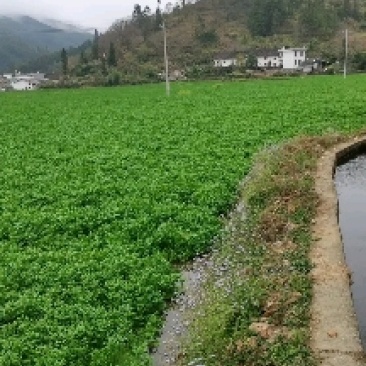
[311, 137, 366, 366]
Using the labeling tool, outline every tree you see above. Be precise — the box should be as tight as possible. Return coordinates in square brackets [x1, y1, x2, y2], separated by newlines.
[343, 0, 352, 18]
[299, 0, 338, 38]
[352, 0, 361, 19]
[247, 0, 289, 37]
[61, 48, 68, 75]
[107, 70, 121, 86]
[108, 42, 117, 67]
[352, 52, 366, 70]
[92, 29, 99, 60]
[133, 4, 153, 39]
[246, 54, 258, 69]
[196, 29, 218, 45]
[101, 56, 107, 76]
[79, 51, 88, 64]
[133, 4, 143, 20]
[247, 0, 275, 36]
[155, 6, 163, 30]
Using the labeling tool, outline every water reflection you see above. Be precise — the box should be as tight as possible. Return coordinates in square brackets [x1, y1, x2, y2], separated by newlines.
[335, 154, 366, 349]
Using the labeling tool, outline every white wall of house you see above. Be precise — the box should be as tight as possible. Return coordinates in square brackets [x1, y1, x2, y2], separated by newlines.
[280, 48, 306, 69]
[257, 55, 282, 68]
[11, 79, 38, 91]
[214, 58, 237, 67]
[214, 47, 307, 70]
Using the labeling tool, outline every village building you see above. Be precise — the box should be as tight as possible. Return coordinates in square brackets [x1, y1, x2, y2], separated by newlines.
[279, 46, 307, 70]
[213, 51, 239, 68]
[255, 48, 283, 68]
[11, 77, 40, 91]
[214, 46, 308, 71]
[1, 71, 47, 91]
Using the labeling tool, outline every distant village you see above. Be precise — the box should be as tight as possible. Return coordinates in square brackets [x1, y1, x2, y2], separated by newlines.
[0, 46, 326, 92]
[0, 71, 49, 92]
[213, 46, 322, 73]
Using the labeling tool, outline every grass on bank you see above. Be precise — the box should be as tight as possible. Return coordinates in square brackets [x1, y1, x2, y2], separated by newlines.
[179, 133, 357, 366]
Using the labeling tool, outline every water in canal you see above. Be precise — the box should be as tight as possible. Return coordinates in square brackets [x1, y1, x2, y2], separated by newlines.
[335, 153, 366, 349]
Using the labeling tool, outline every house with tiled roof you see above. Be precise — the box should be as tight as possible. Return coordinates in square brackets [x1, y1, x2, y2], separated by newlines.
[213, 51, 239, 68]
[253, 48, 282, 68]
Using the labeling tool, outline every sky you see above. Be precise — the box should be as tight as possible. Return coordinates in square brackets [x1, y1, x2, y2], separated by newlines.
[0, 0, 170, 30]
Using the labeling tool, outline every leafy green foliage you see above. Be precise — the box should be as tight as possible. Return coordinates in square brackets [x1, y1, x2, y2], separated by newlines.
[298, 0, 338, 38]
[108, 42, 117, 67]
[352, 52, 366, 71]
[61, 48, 68, 75]
[0, 76, 366, 365]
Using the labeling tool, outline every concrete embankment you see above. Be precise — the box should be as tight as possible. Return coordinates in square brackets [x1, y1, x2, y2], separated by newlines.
[311, 137, 366, 366]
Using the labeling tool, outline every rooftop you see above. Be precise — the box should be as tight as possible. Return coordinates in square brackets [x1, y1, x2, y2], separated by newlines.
[213, 50, 239, 59]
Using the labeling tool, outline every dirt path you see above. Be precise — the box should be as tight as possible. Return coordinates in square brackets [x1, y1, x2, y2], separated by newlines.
[151, 198, 247, 366]
[151, 264, 212, 366]
[311, 137, 366, 366]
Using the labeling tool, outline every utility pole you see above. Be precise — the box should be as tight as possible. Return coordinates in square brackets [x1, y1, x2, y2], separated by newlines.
[163, 21, 170, 96]
[344, 28, 348, 79]
[157, 0, 170, 96]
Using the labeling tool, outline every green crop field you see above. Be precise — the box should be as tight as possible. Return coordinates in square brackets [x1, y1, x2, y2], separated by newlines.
[1, 76, 366, 366]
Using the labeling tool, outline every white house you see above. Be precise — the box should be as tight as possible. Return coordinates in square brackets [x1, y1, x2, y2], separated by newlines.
[11, 77, 40, 91]
[213, 51, 238, 68]
[213, 46, 307, 71]
[256, 49, 283, 68]
[279, 47, 307, 70]
[2, 71, 47, 91]
[254, 46, 307, 70]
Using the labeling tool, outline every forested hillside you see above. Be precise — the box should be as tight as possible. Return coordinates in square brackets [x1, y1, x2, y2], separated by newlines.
[0, 15, 92, 72]
[103, 0, 364, 66]
[24, 0, 366, 81]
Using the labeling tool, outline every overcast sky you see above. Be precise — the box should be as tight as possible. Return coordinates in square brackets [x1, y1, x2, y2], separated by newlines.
[1, 0, 170, 30]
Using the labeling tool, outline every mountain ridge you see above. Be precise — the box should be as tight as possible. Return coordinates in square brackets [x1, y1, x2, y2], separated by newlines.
[84, 0, 366, 78]
[0, 15, 93, 72]
[38, 17, 95, 34]
[12, 0, 366, 80]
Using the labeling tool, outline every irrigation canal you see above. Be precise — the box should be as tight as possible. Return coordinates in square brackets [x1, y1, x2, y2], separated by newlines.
[335, 152, 366, 349]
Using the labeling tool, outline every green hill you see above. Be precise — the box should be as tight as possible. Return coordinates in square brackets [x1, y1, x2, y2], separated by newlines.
[0, 15, 92, 72]
[23, 0, 366, 80]
[97, 0, 366, 67]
